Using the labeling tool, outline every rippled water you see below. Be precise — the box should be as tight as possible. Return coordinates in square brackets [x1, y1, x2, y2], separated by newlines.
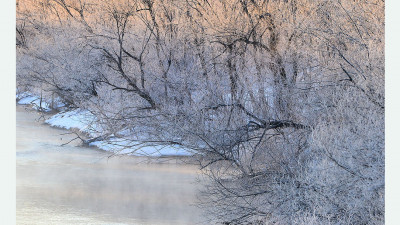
[16, 106, 203, 225]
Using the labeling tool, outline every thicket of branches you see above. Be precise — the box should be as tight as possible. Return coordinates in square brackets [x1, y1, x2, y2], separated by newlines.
[17, 0, 384, 224]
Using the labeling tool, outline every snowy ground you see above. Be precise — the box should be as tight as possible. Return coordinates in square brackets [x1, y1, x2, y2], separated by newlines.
[44, 109, 102, 136]
[17, 92, 192, 156]
[89, 138, 192, 156]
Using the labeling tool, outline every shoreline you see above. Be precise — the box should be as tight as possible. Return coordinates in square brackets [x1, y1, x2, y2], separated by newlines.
[16, 104, 199, 165]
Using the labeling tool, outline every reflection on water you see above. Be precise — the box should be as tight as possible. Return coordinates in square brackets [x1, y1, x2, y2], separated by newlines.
[16, 106, 202, 225]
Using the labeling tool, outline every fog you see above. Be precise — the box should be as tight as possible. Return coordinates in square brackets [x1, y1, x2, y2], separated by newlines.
[16, 106, 202, 225]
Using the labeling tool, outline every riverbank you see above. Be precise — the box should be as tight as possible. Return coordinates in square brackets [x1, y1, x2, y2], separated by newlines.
[16, 92, 193, 157]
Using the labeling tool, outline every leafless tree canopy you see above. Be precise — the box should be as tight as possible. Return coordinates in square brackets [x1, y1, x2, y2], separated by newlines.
[17, 0, 384, 224]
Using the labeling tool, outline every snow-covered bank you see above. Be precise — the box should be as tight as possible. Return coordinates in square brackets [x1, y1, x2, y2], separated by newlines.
[45, 109, 101, 135]
[17, 92, 192, 156]
[89, 138, 191, 156]
[17, 93, 52, 112]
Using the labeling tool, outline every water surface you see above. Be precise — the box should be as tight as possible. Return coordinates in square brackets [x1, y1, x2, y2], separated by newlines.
[16, 106, 202, 225]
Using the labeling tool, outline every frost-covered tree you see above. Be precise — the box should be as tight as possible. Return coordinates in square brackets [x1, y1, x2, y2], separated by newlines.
[16, 0, 384, 224]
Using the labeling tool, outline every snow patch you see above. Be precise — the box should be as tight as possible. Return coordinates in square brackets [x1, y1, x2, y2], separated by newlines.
[89, 138, 192, 156]
[18, 95, 51, 112]
[45, 109, 101, 136]
[17, 92, 65, 111]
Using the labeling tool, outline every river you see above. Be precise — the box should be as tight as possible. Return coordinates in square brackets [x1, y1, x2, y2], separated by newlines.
[16, 105, 203, 225]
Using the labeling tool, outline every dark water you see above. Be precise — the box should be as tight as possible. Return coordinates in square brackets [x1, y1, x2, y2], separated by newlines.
[16, 106, 202, 225]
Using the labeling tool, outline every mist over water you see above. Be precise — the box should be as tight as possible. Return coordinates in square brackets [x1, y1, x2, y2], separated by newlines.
[16, 106, 203, 225]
